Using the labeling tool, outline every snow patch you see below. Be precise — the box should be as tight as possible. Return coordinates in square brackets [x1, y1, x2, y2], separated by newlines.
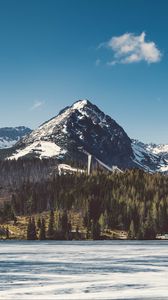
[159, 164, 168, 172]
[72, 100, 88, 110]
[8, 141, 66, 160]
[146, 144, 168, 155]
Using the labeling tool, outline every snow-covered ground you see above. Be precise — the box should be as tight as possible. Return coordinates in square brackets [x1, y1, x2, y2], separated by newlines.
[8, 141, 67, 160]
[0, 240, 168, 299]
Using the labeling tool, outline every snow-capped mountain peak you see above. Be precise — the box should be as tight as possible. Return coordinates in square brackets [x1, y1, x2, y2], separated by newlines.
[72, 99, 88, 110]
[8, 99, 133, 167]
[4, 99, 168, 173]
[30, 99, 91, 141]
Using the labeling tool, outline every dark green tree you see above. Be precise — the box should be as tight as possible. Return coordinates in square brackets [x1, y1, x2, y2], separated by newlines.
[143, 213, 157, 239]
[60, 210, 72, 239]
[31, 217, 37, 240]
[39, 218, 46, 240]
[91, 220, 101, 240]
[128, 220, 136, 239]
[27, 217, 37, 240]
[6, 227, 9, 239]
[27, 217, 32, 240]
[47, 210, 55, 239]
[37, 217, 42, 230]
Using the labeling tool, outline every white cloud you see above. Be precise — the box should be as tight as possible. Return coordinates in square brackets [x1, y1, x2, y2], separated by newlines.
[30, 100, 45, 110]
[101, 32, 162, 65]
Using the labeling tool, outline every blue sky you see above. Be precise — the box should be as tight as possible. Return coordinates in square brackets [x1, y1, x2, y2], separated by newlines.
[0, 0, 167, 143]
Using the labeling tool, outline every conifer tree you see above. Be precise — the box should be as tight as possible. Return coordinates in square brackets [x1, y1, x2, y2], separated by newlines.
[75, 226, 80, 240]
[37, 217, 42, 230]
[31, 217, 37, 240]
[27, 217, 37, 240]
[128, 220, 136, 239]
[61, 210, 69, 237]
[39, 218, 46, 240]
[47, 210, 55, 239]
[143, 213, 157, 239]
[6, 227, 9, 239]
[91, 220, 101, 240]
[27, 217, 32, 240]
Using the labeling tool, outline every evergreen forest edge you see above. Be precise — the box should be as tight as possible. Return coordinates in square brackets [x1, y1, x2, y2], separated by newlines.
[0, 158, 168, 240]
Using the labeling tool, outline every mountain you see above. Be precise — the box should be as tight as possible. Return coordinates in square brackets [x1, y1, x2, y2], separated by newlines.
[146, 143, 168, 161]
[0, 126, 32, 149]
[7, 100, 134, 167]
[132, 140, 168, 173]
[4, 99, 168, 173]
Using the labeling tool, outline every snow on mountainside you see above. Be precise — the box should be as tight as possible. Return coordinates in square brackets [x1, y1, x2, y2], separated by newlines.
[148, 144, 168, 172]
[146, 144, 168, 157]
[0, 126, 32, 149]
[132, 140, 168, 173]
[8, 99, 134, 169]
[9, 141, 66, 160]
[5, 99, 168, 173]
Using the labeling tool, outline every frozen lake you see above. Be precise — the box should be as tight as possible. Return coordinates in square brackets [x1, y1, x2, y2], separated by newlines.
[0, 240, 168, 299]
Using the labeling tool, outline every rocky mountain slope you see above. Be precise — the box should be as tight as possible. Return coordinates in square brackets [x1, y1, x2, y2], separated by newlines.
[2, 99, 168, 173]
[131, 140, 168, 173]
[0, 126, 32, 149]
[7, 100, 134, 168]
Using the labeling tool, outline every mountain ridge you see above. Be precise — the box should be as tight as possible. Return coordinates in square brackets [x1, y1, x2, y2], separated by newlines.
[1, 100, 168, 173]
[0, 126, 32, 149]
[8, 99, 134, 168]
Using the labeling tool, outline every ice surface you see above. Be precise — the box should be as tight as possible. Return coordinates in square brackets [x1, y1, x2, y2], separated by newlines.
[0, 240, 168, 299]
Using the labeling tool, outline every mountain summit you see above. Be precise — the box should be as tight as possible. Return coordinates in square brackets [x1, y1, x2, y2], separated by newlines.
[6, 99, 168, 173]
[8, 100, 133, 167]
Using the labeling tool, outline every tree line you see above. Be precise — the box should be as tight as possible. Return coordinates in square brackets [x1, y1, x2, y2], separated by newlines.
[26, 210, 101, 240]
[1, 168, 167, 239]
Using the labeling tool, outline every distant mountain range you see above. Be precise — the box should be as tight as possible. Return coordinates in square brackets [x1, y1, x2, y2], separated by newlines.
[0, 126, 32, 149]
[0, 100, 168, 173]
